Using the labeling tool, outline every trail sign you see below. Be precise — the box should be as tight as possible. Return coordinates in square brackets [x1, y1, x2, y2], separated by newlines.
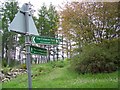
[30, 46, 47, 56]
[32, 36, 60, 45]
[8, 3, 39, 88]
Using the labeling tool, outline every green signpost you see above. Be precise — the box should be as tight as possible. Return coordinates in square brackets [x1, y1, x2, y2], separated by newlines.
[32, 36, 61, 45]
[30, 45, 47, 56]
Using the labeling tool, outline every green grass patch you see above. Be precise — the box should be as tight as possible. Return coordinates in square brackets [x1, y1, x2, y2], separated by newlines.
[2, 60, 118, 88]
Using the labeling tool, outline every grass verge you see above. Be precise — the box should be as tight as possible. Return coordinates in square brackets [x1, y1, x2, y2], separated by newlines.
[2, 60, 118, 88]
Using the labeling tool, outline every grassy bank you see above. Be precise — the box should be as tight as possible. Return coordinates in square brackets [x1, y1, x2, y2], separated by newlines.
[2, 60, 118, 88]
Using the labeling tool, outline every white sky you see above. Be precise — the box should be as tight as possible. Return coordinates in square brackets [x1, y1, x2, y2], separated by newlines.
[18, 0, 68, 10]
[0, 0, 119, 11]
[0, 0, 72, 10]
[0, 0, 119, 16]
[0, 0, 74, 16]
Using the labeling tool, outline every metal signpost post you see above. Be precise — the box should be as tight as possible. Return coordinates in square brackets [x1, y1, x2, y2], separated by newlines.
[25, 4, 32, 89]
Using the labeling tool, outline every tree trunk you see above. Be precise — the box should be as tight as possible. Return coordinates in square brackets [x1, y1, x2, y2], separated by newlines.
[47, 46, 50, 62]
[7, 48, 11, 66]
[56, 46, 59, 61]
[2, 36, 4, 59]
[69, 40, 72, 58]
[62, 35, 64, 60]
[53, 45, 55, 61]
[0, 33, 2, 67]
[66, 41, 69, 58]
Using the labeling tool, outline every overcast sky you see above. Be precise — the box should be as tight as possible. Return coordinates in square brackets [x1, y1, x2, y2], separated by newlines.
[0, 0, 119, 16]
[0, 0, 74, 16]
[18, 0, 69, 10]
[0, 0, 119, 10]
[0, 0, 72, 10]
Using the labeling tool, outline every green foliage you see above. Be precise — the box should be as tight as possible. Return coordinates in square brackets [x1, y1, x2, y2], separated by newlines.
[10, 60, 21, 68]
[2, 58, 21, 68]
[70, 39, 119, 74]
[47, 3, 59, 37]
[37, 66, 51, 75]
[19, 64, 27, 69]
[36, 3, 59, 37]
[2, 58, 7, 67]
[34, 3, 59, 61]
[64, 58, 71, 61]
[2, 61, 118, 88]
[37, 3, 48, 35]
[0, 20, 2, 30]
[2, 1, 19, 33]
[99, 39, 120, 66]
[50, 60, 66, 68]
[1, 1, 19, 66]
[60, 2, 119, 55]
[18, 35, 25, 45]
[32, 60, 67, 78]
[32, 64, 53, 78]
[2, 67, 11, 75]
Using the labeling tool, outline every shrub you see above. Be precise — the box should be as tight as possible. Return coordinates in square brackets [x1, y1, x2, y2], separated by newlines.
[34, 65, 52, 75]
[65, 58, 71, 61]
[20, 64, 27, 69]
[38, 66, 44, 72]
[2, 67, 11, 75]
[50, 60, 65, 68]
[2, 58, 7, 67]
[9, 59, 21, 67]
[70, 39, 119, 74]
[2, 58, 21, 67]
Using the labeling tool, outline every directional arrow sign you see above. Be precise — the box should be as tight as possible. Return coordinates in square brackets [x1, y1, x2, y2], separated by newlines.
[30, 46, 47, 56]
[32, 36, 61, 45]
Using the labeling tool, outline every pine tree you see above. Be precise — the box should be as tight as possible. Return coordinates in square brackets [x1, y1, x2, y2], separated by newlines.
[1, 0, 19, 66]
[36, 3, 59, 62]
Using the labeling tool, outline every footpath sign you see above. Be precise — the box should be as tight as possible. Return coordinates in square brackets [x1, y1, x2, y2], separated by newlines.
[8, 3, 61, 89]
[32, 36, 60, 45]
[30, 46, 47, 56]
[8, 3, 39, 89]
